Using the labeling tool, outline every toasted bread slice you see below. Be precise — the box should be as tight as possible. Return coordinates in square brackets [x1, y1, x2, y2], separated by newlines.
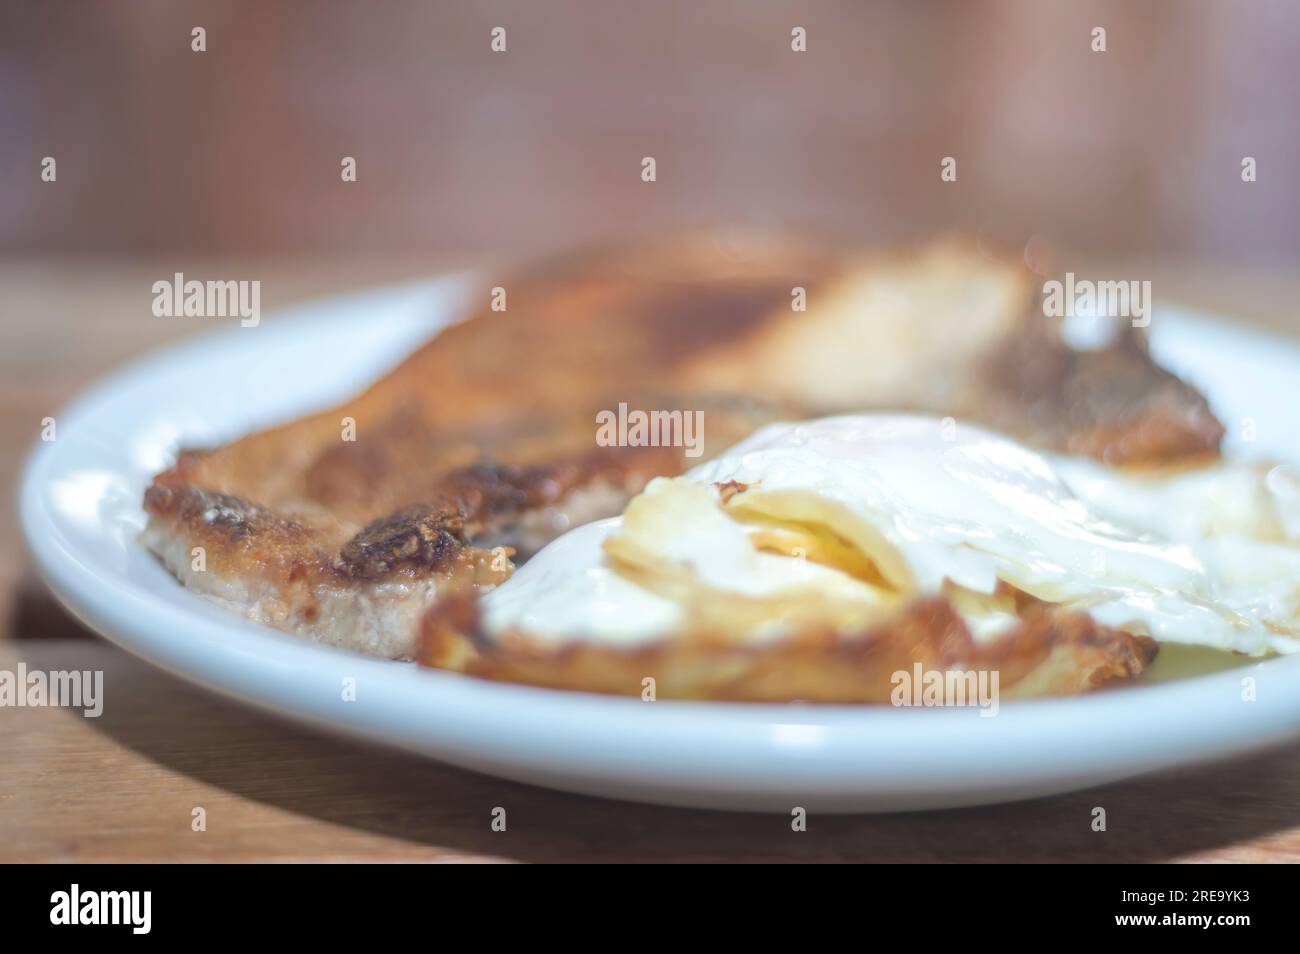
[144, 230, 1223, 659]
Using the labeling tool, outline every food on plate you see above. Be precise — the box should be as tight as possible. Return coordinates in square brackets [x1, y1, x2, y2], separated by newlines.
[143, 230, 1224, 659]
[421, 415, 1300, 701]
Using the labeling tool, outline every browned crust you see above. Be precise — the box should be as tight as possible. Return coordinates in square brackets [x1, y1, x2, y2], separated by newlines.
[144, 482, 493, 588]
[335, 501, 468, 581]
[143, 403, 769, 587]
[144, 443, 695, 587]
[429, 445, 683, 544]
[418, 590, 1158, 703]
[143, 483, 325, 582]
[971, 320, 1224, 465]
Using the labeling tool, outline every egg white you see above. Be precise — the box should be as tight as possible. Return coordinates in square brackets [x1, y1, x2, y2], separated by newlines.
[483, 414, 1300, 656]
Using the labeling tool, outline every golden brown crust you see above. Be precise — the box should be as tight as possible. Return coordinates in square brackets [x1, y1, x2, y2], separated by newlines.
[419, 591, 1158, 703]
[143, 482, 497, 589]
[143, 483, 324, 582]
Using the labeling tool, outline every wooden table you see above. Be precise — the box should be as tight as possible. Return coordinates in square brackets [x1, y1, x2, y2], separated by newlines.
[4, 257, 1300, 863]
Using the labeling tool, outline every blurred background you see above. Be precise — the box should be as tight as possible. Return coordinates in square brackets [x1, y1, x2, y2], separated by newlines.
[3, 0, 1298, 265]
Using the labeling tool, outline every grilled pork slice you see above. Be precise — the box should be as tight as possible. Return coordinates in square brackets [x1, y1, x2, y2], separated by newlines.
[144, 231, 1223, 658]
[143, 401, 776, 657]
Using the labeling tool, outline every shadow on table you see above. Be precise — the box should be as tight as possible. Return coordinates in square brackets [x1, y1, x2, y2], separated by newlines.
[6, 572, 100, 641]
[16, 597, 1299, 863]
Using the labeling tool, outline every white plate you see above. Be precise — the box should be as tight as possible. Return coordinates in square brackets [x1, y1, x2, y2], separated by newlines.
[19, 278, 1300, 812]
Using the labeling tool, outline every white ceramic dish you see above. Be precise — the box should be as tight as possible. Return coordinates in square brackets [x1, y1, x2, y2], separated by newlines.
[19, 276, 1300, 812]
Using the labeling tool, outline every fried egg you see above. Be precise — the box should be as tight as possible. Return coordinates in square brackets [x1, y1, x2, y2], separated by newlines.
[482, 414, 1300, 657]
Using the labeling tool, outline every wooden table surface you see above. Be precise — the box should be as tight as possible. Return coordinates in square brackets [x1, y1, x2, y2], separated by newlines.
[4, 256, 1300, 863]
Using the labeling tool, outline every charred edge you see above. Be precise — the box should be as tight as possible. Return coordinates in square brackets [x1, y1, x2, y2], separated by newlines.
[335, 501, 467, 580]
[143, 484, 300, 543]
[714, 480, 750, 504]
[935, 597, 1158, 693]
